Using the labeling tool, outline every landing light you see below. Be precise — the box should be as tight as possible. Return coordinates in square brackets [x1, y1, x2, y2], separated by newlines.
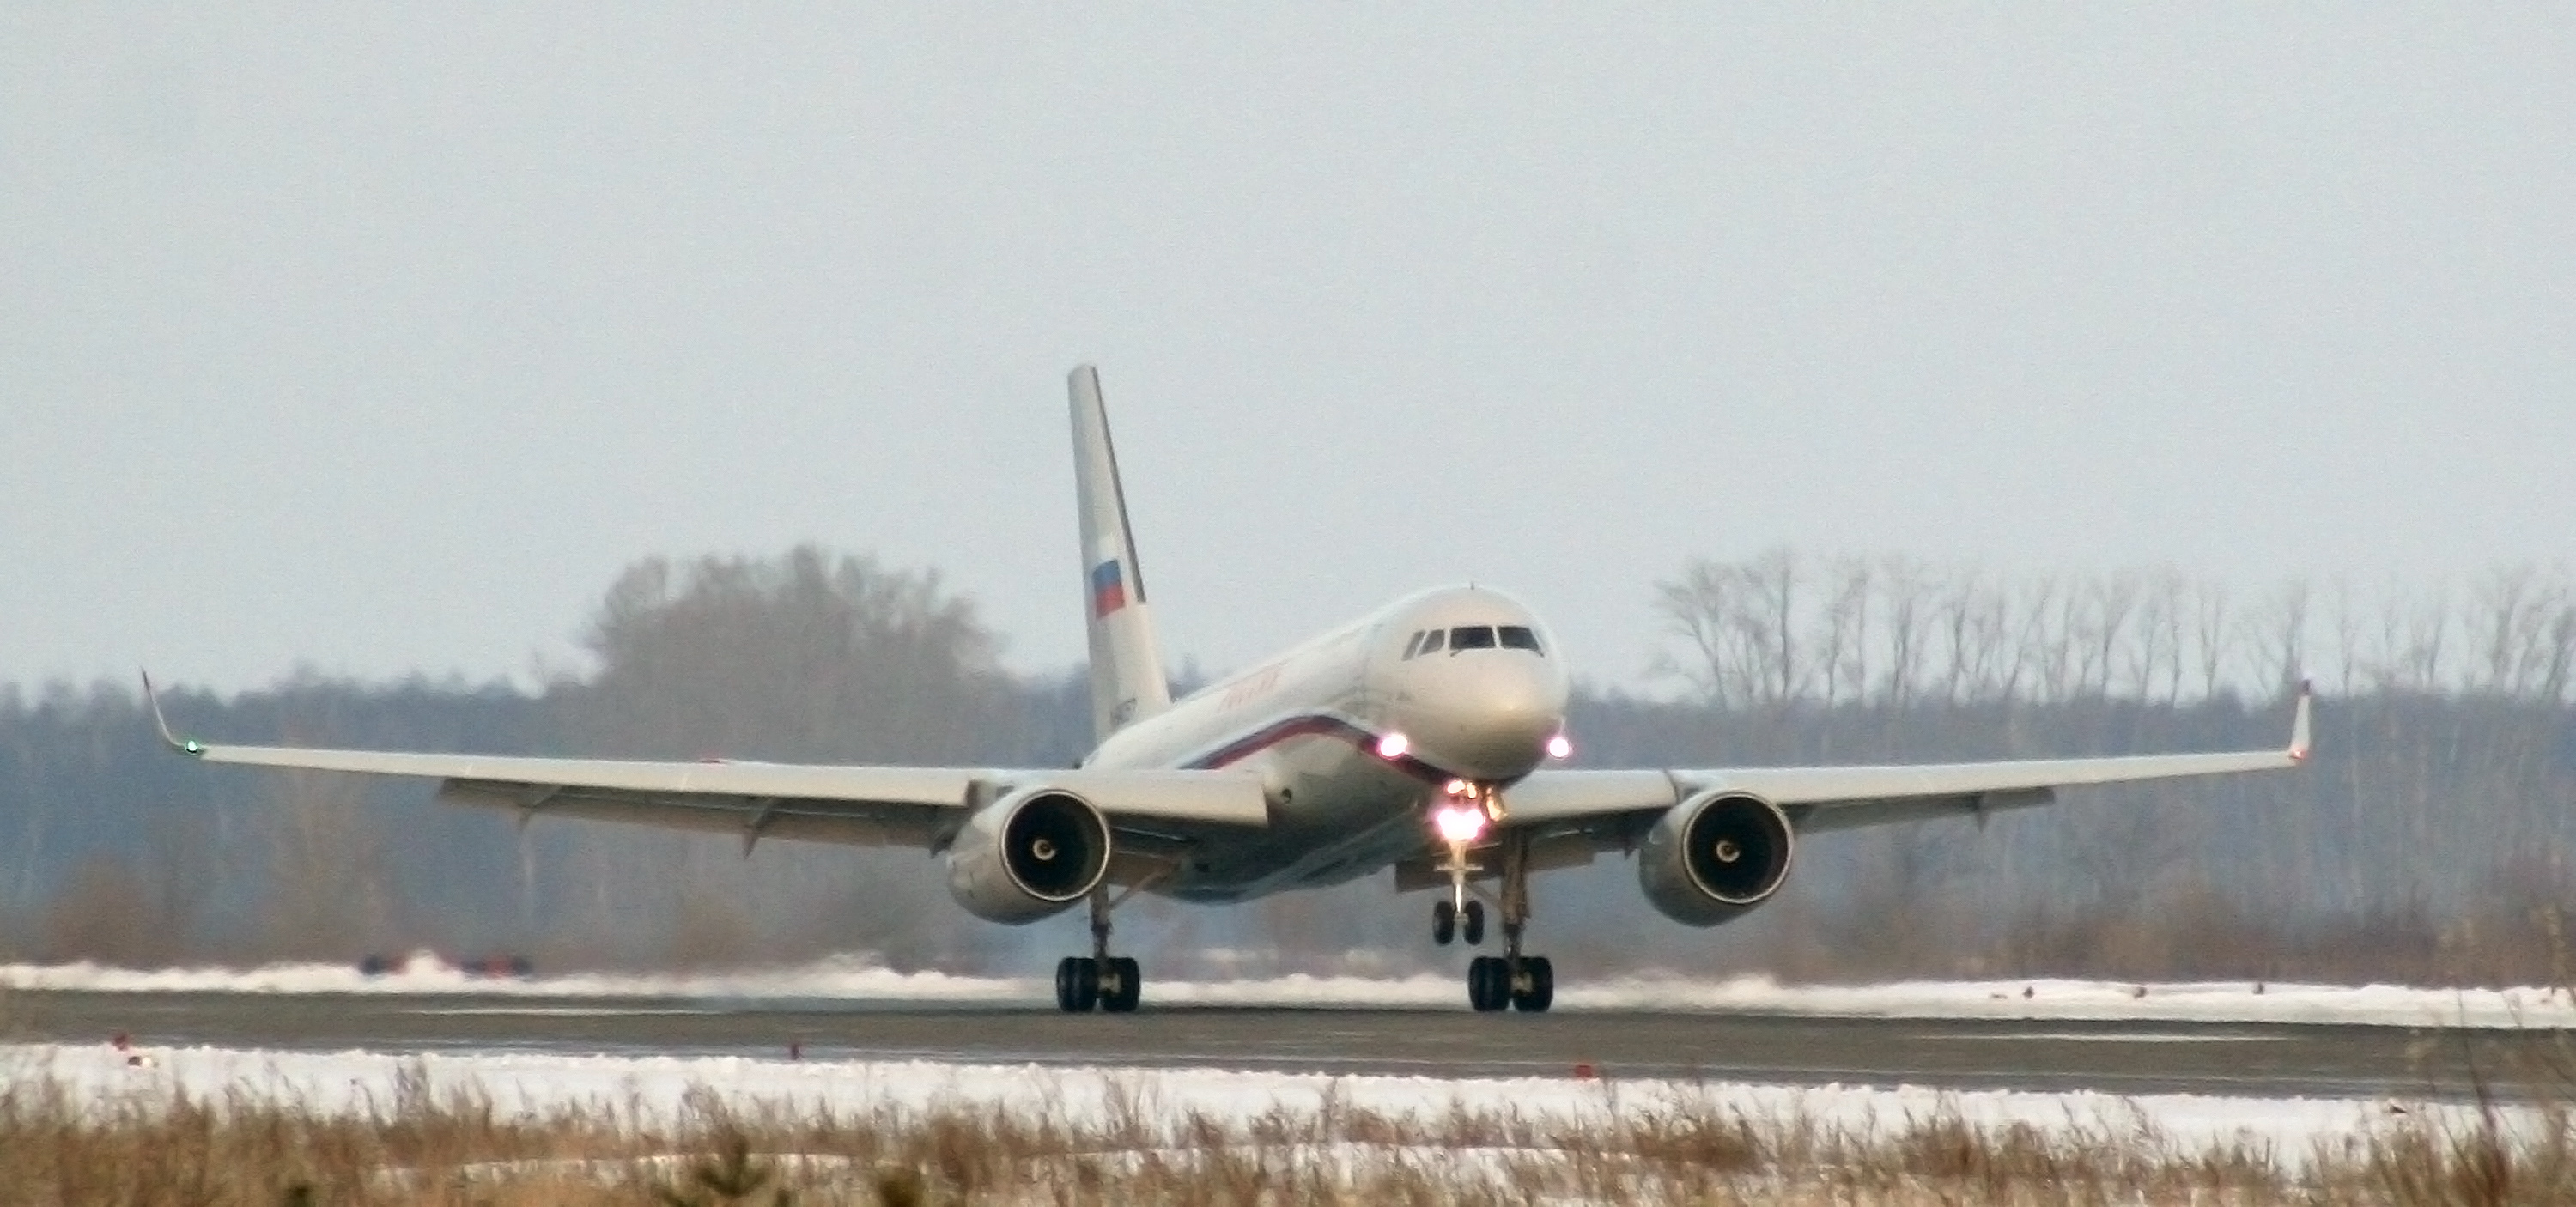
[1375, 731, 1411, 760]
[1434, 804, 1487, 845]
[1546, 733, 1573, 760]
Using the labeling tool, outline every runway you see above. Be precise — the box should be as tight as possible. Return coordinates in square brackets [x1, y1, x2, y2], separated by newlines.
[10, 987, 2567, 1103]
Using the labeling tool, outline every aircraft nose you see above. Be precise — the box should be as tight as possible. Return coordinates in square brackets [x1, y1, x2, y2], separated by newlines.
[1403, 657, 1569, 781]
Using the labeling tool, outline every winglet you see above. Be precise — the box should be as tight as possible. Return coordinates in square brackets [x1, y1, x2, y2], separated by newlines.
[140, 670, 204, 755]
[2287, 679, 2313, 763]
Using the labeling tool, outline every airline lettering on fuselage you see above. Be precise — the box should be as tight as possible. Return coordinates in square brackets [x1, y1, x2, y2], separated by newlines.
[1221, 664, 1284, 711]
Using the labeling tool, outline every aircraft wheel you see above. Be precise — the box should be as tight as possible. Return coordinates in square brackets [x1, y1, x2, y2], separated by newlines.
[1462, 901, 1485, 946]
[1100, 955, 1143, 1013]
[1510, 955, 1554, 1013]
[1432, 899, 1456, 945]
[1467, 955, 1510, 1012]
[1054, 956, 1099, 1013]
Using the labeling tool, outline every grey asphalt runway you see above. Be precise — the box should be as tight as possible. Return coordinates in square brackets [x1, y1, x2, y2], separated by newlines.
[12, 988, 2570, 1103]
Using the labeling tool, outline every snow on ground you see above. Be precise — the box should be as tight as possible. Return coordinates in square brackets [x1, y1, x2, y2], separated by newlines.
[3, 1040, 2504, 1172]
[4, 955, 2572, 1028]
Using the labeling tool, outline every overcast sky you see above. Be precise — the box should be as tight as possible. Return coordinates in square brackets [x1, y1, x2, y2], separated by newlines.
[4, 8, 2569, 697]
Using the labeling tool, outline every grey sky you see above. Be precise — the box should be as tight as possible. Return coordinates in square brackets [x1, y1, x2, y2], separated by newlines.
[4, 8, 2569, 696]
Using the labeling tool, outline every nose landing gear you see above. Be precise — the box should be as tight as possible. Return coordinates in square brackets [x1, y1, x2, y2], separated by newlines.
[1431, 897, 1485, 946]
[1424, 785, 1553, 1013]
[1428, 783, 1491, 949]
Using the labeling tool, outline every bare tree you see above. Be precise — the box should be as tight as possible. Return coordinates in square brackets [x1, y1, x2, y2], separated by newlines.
[1812, 557, 1872, 711]
[1654, 549, 1805, 712]
[2401, 586, 2451, 693]
[2081, 572, 2142, 698]
[2467, 564, 2572, 698]
[259, 768, 394, 959]
[568, 545, 1012, 762]
[2000, 576, 2058, 704]
[544, 545, 1021, 967]
[1655, 560, 1743, 707]
[2257, 579, 2312, 698]
[2539, 594, 2576, 706]
[1743, 548, 1803, 710]
[2188, 582, 2233, 700]
[2326, 576, 2362, 698]
[1877, 555, 1934, 708]
[1937, 571, 2008, 705]
[2126, 569, 2186, 705]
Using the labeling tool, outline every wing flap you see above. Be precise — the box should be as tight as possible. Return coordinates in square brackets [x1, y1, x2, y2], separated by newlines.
[437, 781, 949, 847]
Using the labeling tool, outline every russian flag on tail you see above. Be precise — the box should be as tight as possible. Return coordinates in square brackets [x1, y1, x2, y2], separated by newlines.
[1091, 558, 1128, 617]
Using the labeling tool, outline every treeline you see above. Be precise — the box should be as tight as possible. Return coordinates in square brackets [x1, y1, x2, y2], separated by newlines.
[0, 547, 2568, 985]
[1655, 549, 2576, 707]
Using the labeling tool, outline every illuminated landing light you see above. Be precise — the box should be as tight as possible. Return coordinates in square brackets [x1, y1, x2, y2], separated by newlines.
[1434, 804, 1488, 844]
[1546, 733, 1574, 760]
[1375, 731, 1411, 760]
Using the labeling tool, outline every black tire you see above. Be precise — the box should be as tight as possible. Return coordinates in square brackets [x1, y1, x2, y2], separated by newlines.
[1102, 956, 1143, 1013]
[1054, 956, 1099, 1013]
[1511, 955, 1555, 1013]
[1467, 955, 1510, 1012]
[1432, 899, 1456, 945]
[1462, 901, 1485, 947]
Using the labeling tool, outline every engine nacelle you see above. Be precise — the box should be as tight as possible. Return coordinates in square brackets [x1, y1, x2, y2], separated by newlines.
[944, 789, 1112, 925]
[1637, 791, 1795, 927]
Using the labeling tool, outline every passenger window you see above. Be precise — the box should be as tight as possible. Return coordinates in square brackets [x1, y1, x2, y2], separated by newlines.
[1400, 630, 1425, 658]
[1499, 626, 1542, 653]
[1418, 629, 1445, 655]
[1449, 626, 1497, 650]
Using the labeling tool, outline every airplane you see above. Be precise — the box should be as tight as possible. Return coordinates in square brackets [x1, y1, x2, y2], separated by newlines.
[146, 365, 2312, 1015]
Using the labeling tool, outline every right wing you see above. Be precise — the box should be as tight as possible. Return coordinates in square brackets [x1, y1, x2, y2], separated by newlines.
[1501, 686, 2312, 840]
[144, 676, 1267, 853]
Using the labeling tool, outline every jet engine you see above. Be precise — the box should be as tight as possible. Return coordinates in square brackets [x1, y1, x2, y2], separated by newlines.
[945, 788, 1113, 925]
[1637, 791, 1795, 926]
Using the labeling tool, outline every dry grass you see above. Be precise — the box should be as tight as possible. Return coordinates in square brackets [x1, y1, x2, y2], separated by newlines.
[3, 1065, 2575, 1206]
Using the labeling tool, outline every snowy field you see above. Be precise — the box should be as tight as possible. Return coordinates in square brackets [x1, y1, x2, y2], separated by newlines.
[6, 1039, 2518, 1175]
[5, 956, 2572, 1029]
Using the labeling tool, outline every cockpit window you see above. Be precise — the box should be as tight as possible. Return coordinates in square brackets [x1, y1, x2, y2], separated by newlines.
[1449, 625, 1497, 650]
[1498, 625, 1542, 653]
[1417, 628, 1445, 655]
[1400, 630, 1426, 658]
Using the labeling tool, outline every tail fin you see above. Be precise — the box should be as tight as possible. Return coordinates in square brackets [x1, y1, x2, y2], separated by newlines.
[1068, 365, 1173, 740]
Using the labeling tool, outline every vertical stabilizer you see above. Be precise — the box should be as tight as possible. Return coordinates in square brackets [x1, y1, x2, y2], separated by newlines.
[1069, 365, 1174, 740]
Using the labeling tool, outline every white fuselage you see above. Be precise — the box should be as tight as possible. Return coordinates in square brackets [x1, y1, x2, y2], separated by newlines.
[1084, 585, 1571, 902]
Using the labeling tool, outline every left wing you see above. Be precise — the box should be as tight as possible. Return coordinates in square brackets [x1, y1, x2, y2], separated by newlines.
[1503, 685, 2312, 841]
[143, 676, 1267, 854]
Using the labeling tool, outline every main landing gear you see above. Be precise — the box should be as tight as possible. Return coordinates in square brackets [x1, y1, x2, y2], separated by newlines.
[1427, 785, 1555, 1013]
[1054, 885, 1141, 1013]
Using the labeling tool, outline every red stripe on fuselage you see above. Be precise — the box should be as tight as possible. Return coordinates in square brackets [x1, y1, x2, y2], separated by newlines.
[1184, 713, 1455, 784]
